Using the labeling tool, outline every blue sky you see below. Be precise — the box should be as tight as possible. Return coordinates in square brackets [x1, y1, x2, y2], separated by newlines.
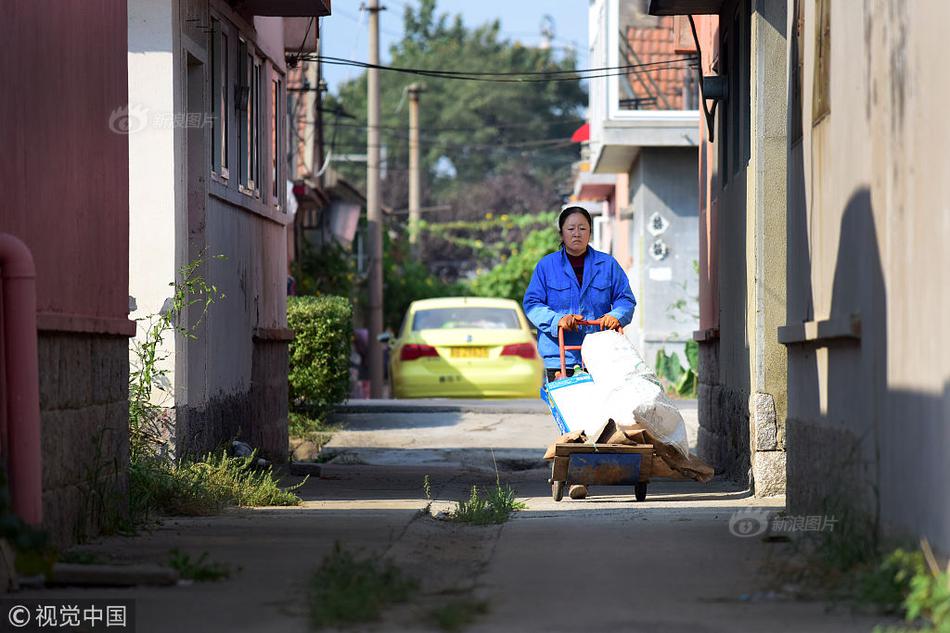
[319, 0, 590, 93]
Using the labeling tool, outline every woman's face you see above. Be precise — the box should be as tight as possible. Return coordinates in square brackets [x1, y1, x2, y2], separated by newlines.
[561, 212, 591, 256]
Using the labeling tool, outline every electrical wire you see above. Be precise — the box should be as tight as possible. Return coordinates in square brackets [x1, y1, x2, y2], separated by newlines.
[326, 138, 576, 152]
[290, 17, 315, 68]
[300, 54, 696, 83]
[325, 118, 584, 134]
[314, 54, 692, 77]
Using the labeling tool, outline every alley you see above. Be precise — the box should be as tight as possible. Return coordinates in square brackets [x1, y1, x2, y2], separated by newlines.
[39, 402, 889, 633]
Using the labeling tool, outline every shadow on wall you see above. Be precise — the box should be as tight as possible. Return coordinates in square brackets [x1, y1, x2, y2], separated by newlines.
[786, 188, 883, 527]
[788, 187, 950, 549]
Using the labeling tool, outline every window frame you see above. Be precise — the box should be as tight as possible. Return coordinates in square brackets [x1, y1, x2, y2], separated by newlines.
[270, 73, 283, 209]
[208, 10, 286, 215]
[210, 18, 230, 181]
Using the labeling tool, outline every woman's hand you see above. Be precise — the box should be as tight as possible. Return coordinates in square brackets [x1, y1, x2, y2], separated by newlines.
[558, 314, 584, 331]
[600, 315, 621, 331]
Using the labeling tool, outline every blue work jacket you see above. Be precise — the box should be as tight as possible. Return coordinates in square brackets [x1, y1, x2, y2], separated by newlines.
[523, 246, 636, 369]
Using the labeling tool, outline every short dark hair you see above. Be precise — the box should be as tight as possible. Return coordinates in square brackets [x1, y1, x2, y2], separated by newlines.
[558, 206, 593, 233]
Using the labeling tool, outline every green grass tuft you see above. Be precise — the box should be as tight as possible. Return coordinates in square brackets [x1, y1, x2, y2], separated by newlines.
[168, 549, 232, 582]
[130, 451, 306, 519]
[451, 484, 527, 525]
[308, 542, 418, 629]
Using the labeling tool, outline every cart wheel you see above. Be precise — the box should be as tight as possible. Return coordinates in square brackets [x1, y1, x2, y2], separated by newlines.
[552, 481, 564, 502]
[634, 482, 648, 502]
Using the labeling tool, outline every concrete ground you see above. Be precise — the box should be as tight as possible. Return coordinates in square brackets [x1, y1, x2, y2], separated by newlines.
[26, 400, 891, 633]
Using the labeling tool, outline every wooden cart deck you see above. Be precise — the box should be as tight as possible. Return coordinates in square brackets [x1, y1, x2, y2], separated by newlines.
[549, 443, 655, 502]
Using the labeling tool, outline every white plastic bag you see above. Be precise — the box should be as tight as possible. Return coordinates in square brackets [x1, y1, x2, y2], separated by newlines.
[581, 330, 690, 458]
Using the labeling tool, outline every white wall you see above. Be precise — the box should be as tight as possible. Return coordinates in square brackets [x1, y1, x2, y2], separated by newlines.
[128, 0, 179, 406]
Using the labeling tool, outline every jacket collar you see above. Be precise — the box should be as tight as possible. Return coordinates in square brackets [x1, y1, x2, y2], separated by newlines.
[559, 246, 604, 295]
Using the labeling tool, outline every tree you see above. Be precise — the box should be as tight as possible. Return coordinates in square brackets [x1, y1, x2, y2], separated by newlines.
[325, 0, 586, 214]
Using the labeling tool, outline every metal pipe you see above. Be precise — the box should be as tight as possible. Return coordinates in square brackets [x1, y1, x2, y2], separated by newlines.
[0, 233, 43, 525]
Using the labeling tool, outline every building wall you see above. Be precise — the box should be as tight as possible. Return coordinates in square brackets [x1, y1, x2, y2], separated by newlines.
[128, 0, 179, 406]
[784, 0, 950, 550]
[127, 0, 291, 461]
[746, 0, 788, 495]
[626, 147, 699, 365]
[0, 0, 132, 545]
[695, 0, 789, 494]
[695, 0, 753, 486]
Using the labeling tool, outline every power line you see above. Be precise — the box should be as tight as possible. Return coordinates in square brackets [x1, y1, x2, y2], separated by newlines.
[316, 54, 690, 77]
[327, 137, 575, 152]
[301, 54, 696, 83]
[325, 118, 584, 135]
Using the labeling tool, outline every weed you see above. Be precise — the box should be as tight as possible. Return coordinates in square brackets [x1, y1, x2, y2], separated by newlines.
[129, 253, 224, 463]
[424, 475, 432, 502]
[859, 548, 927, 614]
[450, 484, 526, 526]
[308, 542, 418, 628]
[130, 451, 306, 518]
[168, 549, 232, 582]
[428, 599, 490, 632]
[870, 540, 950, 633]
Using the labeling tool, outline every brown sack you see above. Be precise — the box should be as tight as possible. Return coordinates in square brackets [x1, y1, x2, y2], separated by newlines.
[543, 430, 587, 460]
[645, 431, 715, 483]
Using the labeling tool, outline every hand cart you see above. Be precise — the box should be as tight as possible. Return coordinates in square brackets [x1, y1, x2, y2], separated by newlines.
[541, 319, 655, 502]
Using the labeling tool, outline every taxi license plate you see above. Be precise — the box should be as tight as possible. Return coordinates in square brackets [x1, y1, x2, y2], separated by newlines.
[450, 347, 488, 359]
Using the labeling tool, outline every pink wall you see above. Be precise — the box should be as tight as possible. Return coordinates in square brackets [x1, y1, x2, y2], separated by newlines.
[0, 0, 132, 336]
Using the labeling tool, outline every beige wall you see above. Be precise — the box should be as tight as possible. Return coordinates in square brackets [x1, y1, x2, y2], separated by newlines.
[784, 0, 950, 550]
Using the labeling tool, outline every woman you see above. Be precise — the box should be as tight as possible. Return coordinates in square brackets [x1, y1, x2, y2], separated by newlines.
[523, 206, 637, 383]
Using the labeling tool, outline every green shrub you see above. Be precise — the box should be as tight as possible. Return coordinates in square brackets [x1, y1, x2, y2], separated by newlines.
[287, 295, 353, 419]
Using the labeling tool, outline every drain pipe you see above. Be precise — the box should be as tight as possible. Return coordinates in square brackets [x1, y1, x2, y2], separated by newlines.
[0, 234, 42, 525]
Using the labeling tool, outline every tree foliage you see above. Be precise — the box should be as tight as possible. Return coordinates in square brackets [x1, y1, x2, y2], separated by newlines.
[469, 223, 559, 303]
[326, 0, 585, 214]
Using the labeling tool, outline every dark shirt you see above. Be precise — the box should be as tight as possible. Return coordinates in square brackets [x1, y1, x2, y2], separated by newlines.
[567, 251, 585, 287]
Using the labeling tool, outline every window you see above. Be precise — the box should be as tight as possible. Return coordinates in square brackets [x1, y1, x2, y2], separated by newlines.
[271, 76, 281, 205]
[237, 40, 261, 193]
[412, 308, 521, 331]
[252, 58, 262, 195]
[812, 0, 831, 123]
[210, 19, 229, 178]
[717, 0, 751, 184]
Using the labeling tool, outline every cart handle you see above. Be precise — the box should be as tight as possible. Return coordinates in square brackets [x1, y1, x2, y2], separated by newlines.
[557, 318, 624, 379]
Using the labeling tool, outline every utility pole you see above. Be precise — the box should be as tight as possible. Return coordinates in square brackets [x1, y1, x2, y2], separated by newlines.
[407, 83, 424, 254]
[366, 0, 385, 399]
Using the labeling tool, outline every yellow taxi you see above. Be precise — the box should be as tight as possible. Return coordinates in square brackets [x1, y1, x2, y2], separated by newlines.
[389, 297, 544, 399]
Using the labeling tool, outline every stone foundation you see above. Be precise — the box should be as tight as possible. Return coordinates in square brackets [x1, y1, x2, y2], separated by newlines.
[38, 332, 129, 546]
[749, 392, 787, 496]
[696, 340, 751, 486]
